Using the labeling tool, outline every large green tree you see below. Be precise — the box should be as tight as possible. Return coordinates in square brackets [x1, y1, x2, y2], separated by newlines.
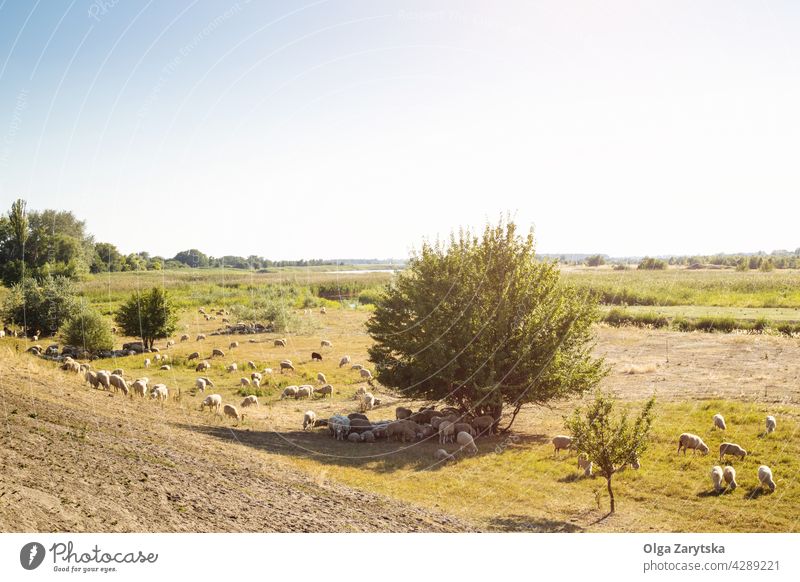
[1, 275, 80, 336]
[115, 287, 178, 350]
[367, 220, 608, 430]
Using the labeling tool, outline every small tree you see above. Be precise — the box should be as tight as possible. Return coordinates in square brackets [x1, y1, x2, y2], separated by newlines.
[564, 392, 656, 514]
[585, 254, 606, 267]
[115, 287, 178, 350]
[1, 275, 79, 336]
[61, 308, 113, 353]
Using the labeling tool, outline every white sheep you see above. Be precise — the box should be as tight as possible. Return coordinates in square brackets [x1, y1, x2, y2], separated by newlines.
[359, 392, 376, 412]
[320, 340, 332, 348]
[711, 465, 725, 493]
[434, 449, 456, 463]
[150, 384, 168, 401]
[552, 435, 574, 455]
[279, 360, 294, 373]
[112, 368, 124, 376]
[96, 370, 111, 390]
[223, 404, 243, 422]
[196, 334, 206, 341]
[577, 454, 593, 477]
[131, 378, 148, 398]
[109, 374, 129, 396]
[84, 370, 100, 389]
[677, 433, 709, 455]
[338, 355, 351, 368]
[758, 465, 776, 492]
[350, 364, 363, 371]
[263, 368, 273, 375]
[180, 334, 190, 342]
[195, 377, 208, 393]
[315, 384, 333, 398]
[229, 341, 239, 349]
[456, 431, 478, 455]
[251, 372, 262, 383]
[317, 372, 327, 385]
[719, 442, 747, 461]
[240, 377, 251, 387]
[240, 395, 259, 408]
[439, 421, 456, 444]
[766, 415, 776, 434]
[329, 415, 350, 440]
[712, 413, 727, 430]
[723, 466, 737, 490]
[274, 338, 287, 347]
[359, 368, 373, 380]
[247, 360, 256, 370]
[144, 358, 151, 368]
[303, 410, 316, 431]
[166, 339, 175, 348]
[280, 386, 299, 399]
[160, 364, 171, 371]
[200, 394, 222, 414]
[295, 385, 313, 399]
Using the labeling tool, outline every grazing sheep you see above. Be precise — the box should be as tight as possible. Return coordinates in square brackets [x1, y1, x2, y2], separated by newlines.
[247, 360, 257, 370]
[211, 348, 225, 358]
[719, 442, 747, 461]
[317, 372, 327, 384]
[472, 415, 495, 436]
[187, 352, 200, 361]
[154, 354, 162, 362]
[195, 361, 211, 372]
[223, 404, 244, 422]
[359, 392, 376, 412]
[361, 430, 376, 443]
[303, 410, 316, 431]
[84, 370, 100, 388]
[723, 466, 737, 490]
[195, 377, 209, 393]
[166, 340, 175, 348]
[180, 334, 190, 342]
[439, 421, 456, 444]
[320, 306, 327, 314]
[279, 360, 294, 373]
[150, 384, 168, 401]
[713, 413, 727, 430]
[350, 364, 363, 371]
[396, 406, 413, 420]
[198, 376, 214, 388]
[577, 454, 593, 477]
[112, 368, 124, 376]
[240, 377, 251, 387]
[263, 368, 273, 375]
[160, 364, 171, 371]
[329, 415, 351, 440]
[552, 435, 574, 455]
[229, 341, 239, 349]
[314, 384, 333, 398]
[347, 432, 361, 443]
[240, 395, 259, 408]
[252, 378, 261, 389]
[144, 358, 151, 368]
[250, 372, 263, 383]
[61, 361, 81, 373]
[320, 340, 332, 348]
[131, 378, 148, 398]
[359, 368, 373, 380]
[338, 355, 351, 368]
[436, 449, 459, 466]
[766, 415, 776, 434]
[311, 352, 323, 362]
[280, 386, 299, 399]
[354, 386, 367, 398]
[677, 433, 709, 455]
[226, 363, 238, 373]
[710, 466, 725, 493]
[200, 394, 222, 414]
[274, 339, 287, 347]
[758, 465, 776, 492]
[295, 386, 313, 399]
[196, 334, 206, 341]
[456, 431, 478, 455]
[96, 371, 111, 390]
[109, 374, 129, 396]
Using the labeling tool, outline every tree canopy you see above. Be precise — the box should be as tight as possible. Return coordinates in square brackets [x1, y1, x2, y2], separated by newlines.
[366, 220, 608, 429]
[115, 287, 178, 350]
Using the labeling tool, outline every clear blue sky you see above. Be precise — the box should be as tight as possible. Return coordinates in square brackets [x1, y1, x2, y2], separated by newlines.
[1, 1, 799, 259]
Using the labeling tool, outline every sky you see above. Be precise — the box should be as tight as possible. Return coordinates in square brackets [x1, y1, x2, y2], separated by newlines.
[0, 0, 799, 260]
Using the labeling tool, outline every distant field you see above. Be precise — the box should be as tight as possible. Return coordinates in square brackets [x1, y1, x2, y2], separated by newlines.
[604, 305, 800, 323]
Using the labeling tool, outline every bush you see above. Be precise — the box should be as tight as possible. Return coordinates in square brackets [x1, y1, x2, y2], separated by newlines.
[692, 316, 738, 333]
[603, 308, 669, 328]
[61, 308, 113, 353]
[115, 287, 178, 350]
[638, 257, 668, 270]
[585, 255, 606, 267]
[357, 288, 385, 306]
[1, 275, 79, 336]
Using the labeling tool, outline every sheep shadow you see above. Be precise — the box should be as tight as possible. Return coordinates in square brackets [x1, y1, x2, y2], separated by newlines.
[489, 514, 584, 533]
[697, 489, 725, 498]
[745, 486, 771, 500]
[557, 472, 594, 483]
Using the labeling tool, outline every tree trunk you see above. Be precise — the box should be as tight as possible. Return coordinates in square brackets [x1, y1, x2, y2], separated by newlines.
[499, 403, 522, 434]
[607, 477, 615, 513]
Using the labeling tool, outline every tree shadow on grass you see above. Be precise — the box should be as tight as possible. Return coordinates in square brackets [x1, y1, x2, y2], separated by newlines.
[489, 514, 585, 532]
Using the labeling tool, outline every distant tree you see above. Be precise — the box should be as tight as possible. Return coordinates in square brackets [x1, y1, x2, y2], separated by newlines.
[735, 258, 749, 271]
[173, 249, 209, 268]
[565, 392, 656, 514]
[585, 254, 606, 267]
[1, 275, 79, 336]
[759, 258, 775, 272]
[367, 220, 608, 430]
[637, 257, 667, 270]
[61, 307, 114, 353]
[91, 242, 126, 273]
[115, 287, 178, 350]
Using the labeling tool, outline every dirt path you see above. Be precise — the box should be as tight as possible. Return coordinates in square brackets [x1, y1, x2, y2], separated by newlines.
[0, 354, 471, 532]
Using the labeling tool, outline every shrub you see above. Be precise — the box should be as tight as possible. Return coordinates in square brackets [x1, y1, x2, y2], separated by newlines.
[1, 275, 79, 336]
[603, 309, 668, 328]
[585, 255, 606, 267]
[357, 288, 385, 306]
[115, 287, 178, 350]
[638, 257, 668, 270]
[61, 308, 114, 353]
[693, 316, 738, 333]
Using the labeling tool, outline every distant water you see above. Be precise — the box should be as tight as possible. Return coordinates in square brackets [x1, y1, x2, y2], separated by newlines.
[323, 269, 399, 274]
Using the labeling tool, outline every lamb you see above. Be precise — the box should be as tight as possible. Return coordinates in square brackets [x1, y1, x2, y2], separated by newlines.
[472, 415, 495, 435]
[329, 415, 350, 440]
[723, 466, 737, 490]
[274, 338, 287, 347]
[196, 334, 206, 341]
[552, 435, 574, 455]
[180, 334, 190, 342]
[317, 372, 327, 384]
[226, 363, 238, 373]
[200, 394, 222, 414]
[195, 361, 211, 372]
[144, 358, 151, 368]
[456, 431, 478, 455]
[303, 410, 316, 431]
[766, 415, 776, 434]
[187, 352, 200, 361]
[758, 465, 776, 492]
[223, 404, 244, 422]
[439, 421, 456, 444]
[712, 413, 727, 430]
[240, 395, 259, 408]
[109, 374, 129, 396]
[240, 377, 251, 387]
[320, 340, 332, 348]
[577, 454, 593, 477]
[131, 378, 148, 398]
[677, 433, 709, 455]
[280, 386, 299, 399]
[295, 385, 313, 399]
[314, 384, 333, 398]
[311, 352, 322, 362]
[279, 360, 294, 373]
[434, 449, 456, 463]
[396, 406, 413, 420]
[211, 348, 225, 358]
[710, 466, 725, 493]
[719, 442, 747, 461]
[229, 341, 239, 349]
[338, 355, 351, 368]
[150, 384, 168, 401]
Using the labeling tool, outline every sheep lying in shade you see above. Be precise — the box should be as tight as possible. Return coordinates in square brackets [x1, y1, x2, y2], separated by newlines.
[711, 466, 725, 493]
[766, 416, 776, 434]
[240, 395, 258, 408]
[578, 454, 593, 477]
[712, 413, 727, 430]
[719, 442, 747, 461]
[303, 410, 316, 431]
[552, 435, 574, 455]
[200, 394, 222, 414]
[223, 404, 244, 422]
[347, 432, 361, 443]
[434, 449, 456, 463]
[456, 431, 478, 455]
[677, 433, 709, 455]
[338, 355, 351, 368]
[758, 465, 776, 492]
[723, 466, 737, 490]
